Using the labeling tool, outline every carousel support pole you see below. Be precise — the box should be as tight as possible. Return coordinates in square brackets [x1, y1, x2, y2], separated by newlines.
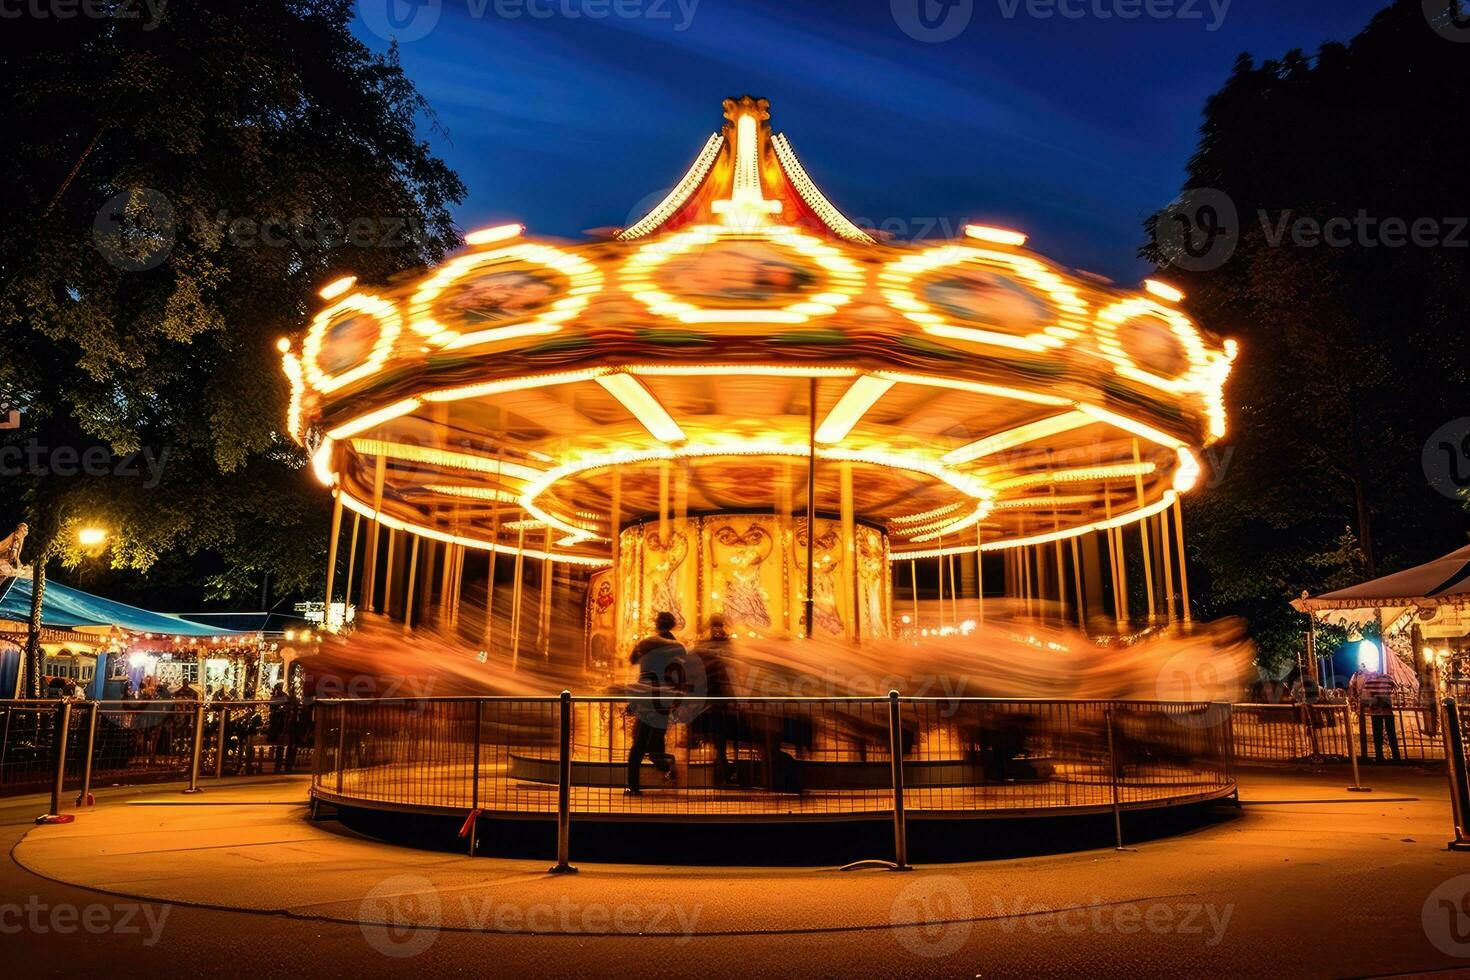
[975, 526, 985, 627]
[610, 466, 622, 652]
[510, 527, 526, 670]
[538, 528, 553, 660]
[1053, 540, 1066, 625]
[366, 454, 386, 611]
[439, 541, 454, 626]
[1159, 509, 1176, 624]
[483, 450, 504, 650]
[1131, 440, 1156, 623]
[804, 378, 817, 639]
[383, 530, 397, 618]
[909, 559, 919, 639]
[421, 540, 439, 628]
[343, 513, 361, 624]
[402, 536, 420, 636]
[323, 493, 344, 632]
[952, 552, 964, 628]
[1070, 536, 1085, 629]
[1173, 497, 1192, 624]
[840, 461, 858, 643]
[1103, 488, 1124, 628]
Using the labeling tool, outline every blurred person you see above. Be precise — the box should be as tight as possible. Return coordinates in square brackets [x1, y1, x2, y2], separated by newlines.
[1350, 665, 1400, 761]
[625, 611, 685, 795]
[687, 615, 737, 785]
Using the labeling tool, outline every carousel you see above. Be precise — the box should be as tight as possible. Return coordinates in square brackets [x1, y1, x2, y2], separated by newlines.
[281, 96, 1235, 660]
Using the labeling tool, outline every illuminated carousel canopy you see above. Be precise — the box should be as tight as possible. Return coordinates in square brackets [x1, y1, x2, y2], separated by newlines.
[281, 96, 1235, 573]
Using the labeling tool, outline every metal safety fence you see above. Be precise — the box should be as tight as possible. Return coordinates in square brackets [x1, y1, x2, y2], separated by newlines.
[1230, 700, 1456, 764]
[0, 699, 316, 813]
[310, 694, 1238, 869]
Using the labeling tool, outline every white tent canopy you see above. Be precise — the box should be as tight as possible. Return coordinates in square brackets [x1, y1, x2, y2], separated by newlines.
[1292, 542, 1470, 614]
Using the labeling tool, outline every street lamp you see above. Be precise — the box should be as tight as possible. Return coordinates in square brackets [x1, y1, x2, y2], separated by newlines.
[77, 527, 108, 549]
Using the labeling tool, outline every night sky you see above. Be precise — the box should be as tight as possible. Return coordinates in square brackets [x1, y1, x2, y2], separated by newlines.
[357, 0, 1387, 282]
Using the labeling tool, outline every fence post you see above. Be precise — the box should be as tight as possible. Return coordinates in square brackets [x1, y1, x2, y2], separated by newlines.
[549, 691, 577, 874]
[37, 700, 72, 823]
[888, 690, 912, 871]
[183, 702, 206, 794]
[1344, 704, 1371, 793]
[1105, 706, 1127, 850]
[76, 701, 99, 807]
[1440, 698, 1470, 850]
[468, 700, 482, 856]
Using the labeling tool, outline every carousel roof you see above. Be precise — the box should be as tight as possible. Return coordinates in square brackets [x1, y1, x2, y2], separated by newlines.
[280, 96, 1236, 566]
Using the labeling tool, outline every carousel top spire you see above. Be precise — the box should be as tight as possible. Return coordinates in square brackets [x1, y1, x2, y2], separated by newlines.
[618, 96, 876, 243]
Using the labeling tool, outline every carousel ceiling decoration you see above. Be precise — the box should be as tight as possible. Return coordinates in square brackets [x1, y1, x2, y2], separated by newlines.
[280, 96, 1236, 568]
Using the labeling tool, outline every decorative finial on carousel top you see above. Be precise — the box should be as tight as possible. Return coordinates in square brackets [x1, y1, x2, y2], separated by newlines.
[722, 95, 770, 124]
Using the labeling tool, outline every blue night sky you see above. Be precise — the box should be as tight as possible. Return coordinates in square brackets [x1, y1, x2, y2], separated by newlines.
[354, 0, 1389, 281]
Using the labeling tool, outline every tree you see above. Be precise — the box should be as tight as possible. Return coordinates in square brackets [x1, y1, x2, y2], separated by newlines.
[0, 1, 465, 694]
[1142, 0, 1470, 671]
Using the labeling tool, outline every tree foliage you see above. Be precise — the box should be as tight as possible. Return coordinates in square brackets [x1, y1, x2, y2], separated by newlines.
[1142, 0, 1470, 670]
[0, 1, 465, 604]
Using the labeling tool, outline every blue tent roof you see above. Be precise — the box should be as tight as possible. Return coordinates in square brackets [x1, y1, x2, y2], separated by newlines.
[0, 577, 241, 637]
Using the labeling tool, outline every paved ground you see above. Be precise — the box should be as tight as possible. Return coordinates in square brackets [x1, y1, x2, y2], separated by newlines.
[5, 766, 1470, 977]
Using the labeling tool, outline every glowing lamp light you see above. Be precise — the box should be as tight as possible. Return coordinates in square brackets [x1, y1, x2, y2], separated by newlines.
[77, 527, 108, 548]
[964, 224, 1028, 247]
[1356, 639, 1382, 673]
[1144, 279, 1185, 303]
[319, 276, 356, 301]
[276, 337, 292, 353]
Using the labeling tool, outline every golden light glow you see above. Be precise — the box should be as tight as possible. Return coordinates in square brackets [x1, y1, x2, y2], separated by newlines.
[464, 223, 524, 245]
[711, 112, 783, 230]
[992, 461, 1156, 492]
[347, 439, 544, 482]
[1173, 447, 1202, 492]
[301, 292, 402, 394]
[281, 349, 306, 442]
[325, 398, 421, 441]
[965, 225, 1028, 246]
[77, 527, 108, 548]
[596, 373, 686, 443]
[942, 411, 1094, 465]
[1144, 279, 1184, 303]
[1092, 296, 1235, 439]
[332, 490, 610, 567]
[406, 242, 601, 350]
[880, 245, 1088, 354]
[814, 376, 895, 444]
[895, 490, 1179, 559]
[319, 276, 356, 300]
[312, 438, 336, 486]
[1074, 402, 1186, 450]
[622, 223, 864, 326]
